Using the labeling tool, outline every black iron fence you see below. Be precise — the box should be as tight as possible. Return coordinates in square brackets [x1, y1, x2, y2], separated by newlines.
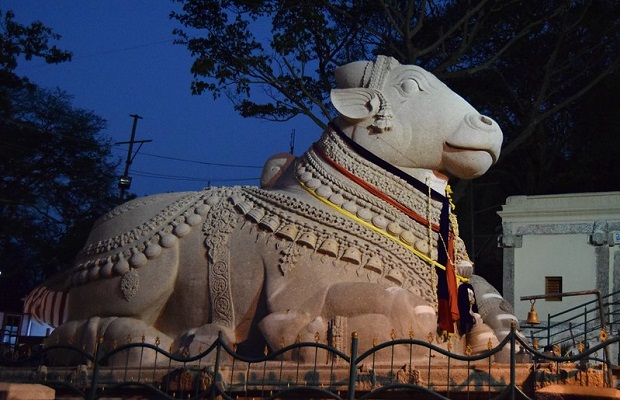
[0, 324, 617, 400]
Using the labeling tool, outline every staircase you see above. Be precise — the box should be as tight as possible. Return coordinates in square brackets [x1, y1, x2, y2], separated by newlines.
[523, 289, 620, 378]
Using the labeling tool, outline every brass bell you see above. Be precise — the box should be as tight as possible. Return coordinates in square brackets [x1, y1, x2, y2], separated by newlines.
[526, 300, 540, 325]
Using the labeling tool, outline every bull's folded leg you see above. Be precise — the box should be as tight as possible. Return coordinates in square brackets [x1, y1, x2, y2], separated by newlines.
[47, 317, 173, 366]
[259, 311, 339, 362]
[99, 317, 173, 366]
[170, 323, 235, 360]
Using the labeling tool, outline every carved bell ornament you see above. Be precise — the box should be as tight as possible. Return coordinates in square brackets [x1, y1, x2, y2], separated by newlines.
[341, 247, 362, 265]
[258, 215, 280, 232]
[386, 269, 404, 285]
[526, 300, 540, 325]
[297, 232, 318, 249]
[364, 256, 383, 274]
[466, 322, 500, 354]
[235, 200, 254, 215]
[276, 224, 299, 241]
[246, 207, 265, 223]
[318, 238, 339, 257]
[456, 260, 473, 279]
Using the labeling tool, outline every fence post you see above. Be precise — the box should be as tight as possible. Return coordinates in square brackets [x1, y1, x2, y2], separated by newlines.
[584, 306, 587, 345]
[509, 323, 516, 400]
[547, 313, 551, 347]
[348, 332, 358, 400]
[87, 337, 103, 400]
[211, 331, 223, 400]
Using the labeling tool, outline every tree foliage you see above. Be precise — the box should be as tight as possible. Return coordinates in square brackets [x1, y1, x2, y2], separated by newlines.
[0, 9, 72, 114]
[0, 10, 119, 311]
[172, 0, 619, 289]
[171, 0, 618, 188]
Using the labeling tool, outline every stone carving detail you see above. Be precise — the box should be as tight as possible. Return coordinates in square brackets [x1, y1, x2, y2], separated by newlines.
[327, 316, 347, 357]
[396, 364, 421, 385]
[120, 268, 139, 301]
[25, 56, 513, 365]
[203, 191, 238, 328]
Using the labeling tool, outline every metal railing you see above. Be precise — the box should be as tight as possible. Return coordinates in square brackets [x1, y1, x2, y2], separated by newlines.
[0, 324, 617, 400]
[526, 289, 620, 351]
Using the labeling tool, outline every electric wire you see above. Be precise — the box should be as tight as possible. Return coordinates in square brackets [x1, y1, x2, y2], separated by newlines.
[131, 169, 259, 184]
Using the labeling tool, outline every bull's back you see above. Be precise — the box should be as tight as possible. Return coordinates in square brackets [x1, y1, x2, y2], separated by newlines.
[26, 190, 214, 327]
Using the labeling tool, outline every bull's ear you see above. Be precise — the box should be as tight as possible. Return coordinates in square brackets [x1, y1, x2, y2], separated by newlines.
[331, 88, 380, 121]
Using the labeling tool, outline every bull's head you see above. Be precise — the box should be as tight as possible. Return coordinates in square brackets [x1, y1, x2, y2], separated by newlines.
[331, 56, 502, 179]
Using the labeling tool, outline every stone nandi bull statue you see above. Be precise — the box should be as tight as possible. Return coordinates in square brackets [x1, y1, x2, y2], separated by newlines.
[25, 56, 517, 364]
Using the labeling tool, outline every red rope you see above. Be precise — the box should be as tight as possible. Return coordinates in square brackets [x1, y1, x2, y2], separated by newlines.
[313, 144, 441, 232]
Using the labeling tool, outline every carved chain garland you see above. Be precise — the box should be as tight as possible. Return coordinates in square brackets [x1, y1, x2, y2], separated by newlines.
[235, 187, 438, 304]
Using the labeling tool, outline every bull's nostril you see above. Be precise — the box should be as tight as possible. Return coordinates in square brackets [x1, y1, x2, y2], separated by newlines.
[480, 115, 492, 126]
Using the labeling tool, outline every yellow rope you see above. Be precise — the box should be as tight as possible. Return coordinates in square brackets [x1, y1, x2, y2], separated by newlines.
[299, 180, 469, 282]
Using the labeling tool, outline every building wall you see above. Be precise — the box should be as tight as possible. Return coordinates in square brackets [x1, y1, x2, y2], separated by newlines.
[499, 192, 620, 322]
[515, 234, 596, 319]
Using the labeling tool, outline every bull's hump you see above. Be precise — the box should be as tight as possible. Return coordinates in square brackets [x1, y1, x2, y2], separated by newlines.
[90, 192, 196, 239]
[80, 190, 216, 261]
[66, 187, 241, 289]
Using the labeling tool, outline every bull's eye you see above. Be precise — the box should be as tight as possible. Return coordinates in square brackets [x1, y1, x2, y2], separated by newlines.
[400, 78, 420, 95]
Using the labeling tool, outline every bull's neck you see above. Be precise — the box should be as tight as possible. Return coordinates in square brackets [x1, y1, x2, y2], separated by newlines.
[294, 128, 448, 229]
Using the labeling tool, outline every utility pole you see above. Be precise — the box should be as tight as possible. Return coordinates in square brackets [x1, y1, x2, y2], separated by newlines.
[116, 114, 152, 201]
[290, 129, 296, 154]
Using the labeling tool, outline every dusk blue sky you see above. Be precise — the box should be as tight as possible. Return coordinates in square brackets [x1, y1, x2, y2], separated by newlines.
[8, 1, 319, 197]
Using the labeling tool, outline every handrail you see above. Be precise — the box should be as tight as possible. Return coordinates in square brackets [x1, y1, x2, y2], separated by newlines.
[547, 289, 620, 320]
[525, 288, 620, 349]
[520, 289, 612, 384]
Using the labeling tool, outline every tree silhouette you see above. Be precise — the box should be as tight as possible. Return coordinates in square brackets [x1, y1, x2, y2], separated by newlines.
[172, 0, 619, 289]
[0, 10, 120, 311]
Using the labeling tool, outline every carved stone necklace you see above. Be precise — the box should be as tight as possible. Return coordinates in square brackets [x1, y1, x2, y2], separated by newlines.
[295, 128, 447, 262]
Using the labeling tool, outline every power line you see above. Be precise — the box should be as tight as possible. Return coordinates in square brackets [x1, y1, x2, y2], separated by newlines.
[131, 169, 258, 183]
[2, 122, 263, 169]
[16, 39, 176, 71]
[111, 146, 263, 169]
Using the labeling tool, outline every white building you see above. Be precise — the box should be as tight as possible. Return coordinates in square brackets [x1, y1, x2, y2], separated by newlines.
[498, 192, 620, 324]
[1, 311, 51, 351]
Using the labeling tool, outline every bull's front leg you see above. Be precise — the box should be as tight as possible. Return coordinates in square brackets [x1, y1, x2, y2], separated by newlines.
[258, 310, 328, 362]
[48, 316, 174, 366]
[258, 282, 437, 361]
